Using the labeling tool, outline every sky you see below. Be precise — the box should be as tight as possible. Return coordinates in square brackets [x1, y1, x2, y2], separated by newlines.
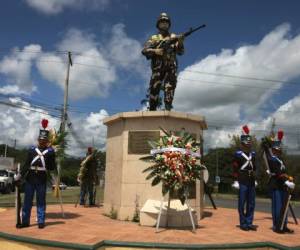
[1, 0, 300, 156]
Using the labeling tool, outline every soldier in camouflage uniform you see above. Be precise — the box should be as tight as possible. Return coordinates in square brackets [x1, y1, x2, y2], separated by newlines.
[77, 147, 98, 206]
[142, 13, 184, 111]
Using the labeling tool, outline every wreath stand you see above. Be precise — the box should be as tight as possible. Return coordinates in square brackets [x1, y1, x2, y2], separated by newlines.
[155, 189, 196, 233]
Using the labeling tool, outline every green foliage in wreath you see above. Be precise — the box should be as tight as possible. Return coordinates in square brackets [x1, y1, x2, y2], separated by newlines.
[141, 128, 205, 205]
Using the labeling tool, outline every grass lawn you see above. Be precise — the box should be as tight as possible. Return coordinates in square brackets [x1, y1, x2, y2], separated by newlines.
[0, 186, 104, 207]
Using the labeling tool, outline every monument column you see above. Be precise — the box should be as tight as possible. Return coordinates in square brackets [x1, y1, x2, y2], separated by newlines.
[103, 111, 207, 221]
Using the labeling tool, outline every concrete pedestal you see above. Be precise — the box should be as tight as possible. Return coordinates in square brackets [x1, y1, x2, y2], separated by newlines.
[140, 199, 198, 228]
[103, 111, 207, 222]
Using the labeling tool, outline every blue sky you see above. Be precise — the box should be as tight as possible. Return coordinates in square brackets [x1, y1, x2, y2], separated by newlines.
[1, 0, 300, 155]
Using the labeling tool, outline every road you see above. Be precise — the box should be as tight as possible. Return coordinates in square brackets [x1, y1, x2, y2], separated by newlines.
[204, 194, 300, 219]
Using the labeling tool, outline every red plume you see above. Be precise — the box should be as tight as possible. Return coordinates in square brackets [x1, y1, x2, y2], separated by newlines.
[277, 130, 284, 141]
[242, 125, 250, 135]
[41, 119, 48, 129]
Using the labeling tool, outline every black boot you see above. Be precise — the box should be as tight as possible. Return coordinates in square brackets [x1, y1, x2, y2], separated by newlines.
[248, 225, 258, 231]
[240, 226, 249, 231]
[283, 227, 294, 234]
[17, 223, 29, 229]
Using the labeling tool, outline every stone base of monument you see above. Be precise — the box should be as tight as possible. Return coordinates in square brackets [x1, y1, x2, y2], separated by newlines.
[140, 199, 198, 228]
[103, 111, 207, 221]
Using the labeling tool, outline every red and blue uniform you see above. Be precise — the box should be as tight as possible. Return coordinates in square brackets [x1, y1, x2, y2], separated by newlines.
[233, 149, 256, 229]
[21, 145, 56, 226]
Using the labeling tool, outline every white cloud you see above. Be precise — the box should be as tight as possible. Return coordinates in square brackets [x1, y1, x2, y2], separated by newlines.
[106, 24, 148, 77]
[2, 23, 300, 153]
[0, 44, 41, 95]
[25, 0, 110, 15]
[252, 94, 300, 151]
[35, 25, 147, 100]
[0, 98, 59, 148]
[66, 109, 108, 155]
[36, 28, 117, 100]
[0, 85, 28, 95]
[0, 97, 108, 156]
[1, 25, 145, 100]
[173, 24, 300, 149]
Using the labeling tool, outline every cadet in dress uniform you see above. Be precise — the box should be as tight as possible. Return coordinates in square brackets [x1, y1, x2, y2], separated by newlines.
[15, 119, 56, 229]
[232, 125, 257, 231]
[265, 130, 295, 234]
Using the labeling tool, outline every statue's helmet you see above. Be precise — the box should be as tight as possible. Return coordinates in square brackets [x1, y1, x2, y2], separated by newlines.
[156, 12, 171, 29]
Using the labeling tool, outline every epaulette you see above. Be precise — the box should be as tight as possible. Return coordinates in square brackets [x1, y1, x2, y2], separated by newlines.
[29, 146, 36, 151]
[271, 155, 278, 161]
[47, 147, 54, 152]
[251, 151, 256, 156]
[235, 150, 243, 157]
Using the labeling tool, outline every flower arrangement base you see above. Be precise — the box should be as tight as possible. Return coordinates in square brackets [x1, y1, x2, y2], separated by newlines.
[140, 198, 198, 230]
[156, 195, 196, 232]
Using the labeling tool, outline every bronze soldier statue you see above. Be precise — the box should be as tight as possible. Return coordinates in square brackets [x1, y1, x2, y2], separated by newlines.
[142, 13, 184, 111]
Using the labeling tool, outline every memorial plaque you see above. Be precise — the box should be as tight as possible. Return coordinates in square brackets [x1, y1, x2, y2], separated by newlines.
[128, 131, 160, 154]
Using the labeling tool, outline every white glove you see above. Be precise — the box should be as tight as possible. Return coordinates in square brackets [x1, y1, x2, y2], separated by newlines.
[232, 181, 239, 189]
[266, 169, 271, 175]
[285, 180, 295, 189]
[255, 181, 258, 187]
[14, 174, 21, 181]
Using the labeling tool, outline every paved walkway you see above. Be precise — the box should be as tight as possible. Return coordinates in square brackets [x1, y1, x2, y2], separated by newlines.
[0, 204, 299, 248]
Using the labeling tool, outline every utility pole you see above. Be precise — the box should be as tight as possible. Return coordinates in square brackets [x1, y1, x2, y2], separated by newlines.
[216, 149, 219, 178]
[297, 129, 300, 150]
[61, 51, 72, 133]
[270, 117, 276, 137]
[4, 143, 7, 157]
[57, 51, 72, 218]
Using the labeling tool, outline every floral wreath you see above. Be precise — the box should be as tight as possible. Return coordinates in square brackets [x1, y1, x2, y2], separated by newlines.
[141, 128, 206, 205]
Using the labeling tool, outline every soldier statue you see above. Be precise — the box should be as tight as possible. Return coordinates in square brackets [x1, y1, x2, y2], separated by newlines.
[142, 13, 184, 111]
[14, 119, 56, 229]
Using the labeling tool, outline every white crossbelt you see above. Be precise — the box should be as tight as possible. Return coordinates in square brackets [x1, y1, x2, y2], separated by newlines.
[274, 156, 285, 170]
[30, 148, 48, 171]
[240, 152, 253, 170]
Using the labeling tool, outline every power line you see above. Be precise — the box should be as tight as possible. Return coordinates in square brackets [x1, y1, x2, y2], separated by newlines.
[0, 100, 61, 119]
[2, 91, 300, 131]
[1, 48, 299, 86]
[206, 120, 300, 135]
[184, 70, 298, 86]
[0, 94, 62, 112]
[178, 77, 299, 92]
[0, 48, 67, 55]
